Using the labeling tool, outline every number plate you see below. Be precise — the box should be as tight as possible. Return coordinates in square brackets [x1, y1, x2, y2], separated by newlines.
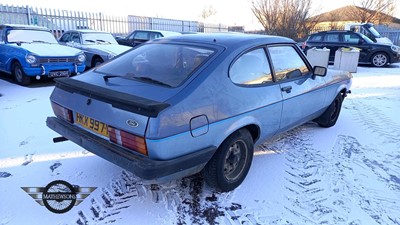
[49, 70, 70, 78]
[75, 113, 109, 137]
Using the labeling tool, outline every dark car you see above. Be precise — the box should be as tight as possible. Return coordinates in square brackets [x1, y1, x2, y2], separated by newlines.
[302, 30, 400, 67]
[116, 29, 181, 47]
[47, 33, 352, 192]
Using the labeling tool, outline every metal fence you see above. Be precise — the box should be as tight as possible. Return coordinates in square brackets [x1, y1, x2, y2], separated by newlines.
[0, 4, 228, 37]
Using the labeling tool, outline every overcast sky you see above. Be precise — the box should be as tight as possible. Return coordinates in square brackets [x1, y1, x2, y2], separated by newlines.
[1, 0, 398, 30]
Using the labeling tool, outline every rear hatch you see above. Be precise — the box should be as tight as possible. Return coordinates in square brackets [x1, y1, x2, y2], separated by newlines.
[50, 71, 176, 139]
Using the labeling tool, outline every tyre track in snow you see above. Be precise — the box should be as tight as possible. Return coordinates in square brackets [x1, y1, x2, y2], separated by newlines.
[71, 171, 266, 225]
[262, 122, 400, 224]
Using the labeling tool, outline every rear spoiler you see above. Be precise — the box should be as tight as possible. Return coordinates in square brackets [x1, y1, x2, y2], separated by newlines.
[54, 77, 170, 118]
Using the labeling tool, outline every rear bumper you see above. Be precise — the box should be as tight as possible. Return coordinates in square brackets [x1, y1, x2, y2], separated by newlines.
[46, 116, 216, 181]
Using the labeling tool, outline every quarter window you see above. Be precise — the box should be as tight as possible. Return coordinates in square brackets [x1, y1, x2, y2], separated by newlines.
[268, 46, 310, 81]
[229, 48, 272, 85]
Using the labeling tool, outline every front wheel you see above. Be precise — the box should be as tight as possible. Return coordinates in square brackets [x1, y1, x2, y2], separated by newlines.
[371, 52, 388, 67]
[315, 93, 343, 128]
[202, 129, 254, 192]
[13, 62, 31, 86]
[92, 57, 104, 68]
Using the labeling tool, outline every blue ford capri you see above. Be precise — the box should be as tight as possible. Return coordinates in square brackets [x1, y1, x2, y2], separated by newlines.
[47, 33, 352, 192]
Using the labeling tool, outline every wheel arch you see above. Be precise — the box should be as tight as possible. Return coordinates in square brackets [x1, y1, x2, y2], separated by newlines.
[8, 58, 21, 74]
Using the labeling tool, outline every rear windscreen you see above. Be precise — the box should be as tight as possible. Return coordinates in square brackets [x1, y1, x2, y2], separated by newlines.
[96, 43, 215, 87]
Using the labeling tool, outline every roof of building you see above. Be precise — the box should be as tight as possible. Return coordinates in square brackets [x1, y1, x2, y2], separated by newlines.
[311, 5, 400, 24]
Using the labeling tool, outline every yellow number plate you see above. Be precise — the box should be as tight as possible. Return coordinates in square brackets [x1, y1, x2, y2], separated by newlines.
[75, 113, 109, 137]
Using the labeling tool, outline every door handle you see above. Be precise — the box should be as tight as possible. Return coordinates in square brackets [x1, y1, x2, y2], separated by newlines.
[281, 86, 292, 93]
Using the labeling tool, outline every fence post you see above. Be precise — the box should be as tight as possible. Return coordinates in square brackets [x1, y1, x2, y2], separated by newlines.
[99, 12, 103, 31]
[26, 5, 31, 25]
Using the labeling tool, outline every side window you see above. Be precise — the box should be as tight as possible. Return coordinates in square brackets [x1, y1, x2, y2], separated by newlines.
[325, 34, 340, 42]
[133, 32, 148, 40]
[344, 33, 361, 43]
[59, 33, 71, 43]
[71, 33, 80, 43]
[309, 34, 323, 41]
[150, 32, 162, 39]
[268, 45, 310, 81]
[229, 48, 273, 85]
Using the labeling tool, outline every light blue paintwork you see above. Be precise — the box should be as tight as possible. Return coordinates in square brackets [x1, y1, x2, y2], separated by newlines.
[49, 33, 352, 166]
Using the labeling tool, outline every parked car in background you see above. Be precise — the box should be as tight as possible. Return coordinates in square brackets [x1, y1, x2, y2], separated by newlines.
[59, 30, 131, 69]
[302, 30, 400, 67]
[116, 29, 181, 47]
[47, 33, 352, 192]
[0, 24, 86, 85]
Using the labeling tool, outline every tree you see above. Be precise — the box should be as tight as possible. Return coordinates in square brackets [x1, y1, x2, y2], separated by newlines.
[251, 0, 320, 40]
[349, 0, 398, 24]
[200, 5, 217, 21]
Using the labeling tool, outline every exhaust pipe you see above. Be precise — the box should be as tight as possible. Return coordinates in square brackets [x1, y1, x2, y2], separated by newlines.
[53, 136, 68, 143]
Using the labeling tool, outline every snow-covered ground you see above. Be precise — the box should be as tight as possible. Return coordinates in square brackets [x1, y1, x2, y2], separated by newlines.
[1, 64, 399, 225]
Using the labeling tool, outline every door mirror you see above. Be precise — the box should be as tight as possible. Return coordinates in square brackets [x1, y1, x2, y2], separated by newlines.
[358, 39, 365, 45]
[313, 66, 327, 77]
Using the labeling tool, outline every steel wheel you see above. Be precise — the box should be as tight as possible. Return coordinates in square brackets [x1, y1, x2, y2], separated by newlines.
[371, 52, 388, 67]
[13, 62, 31, 86]
[224, 140, 248, 181]
[202, 129, 254, 192]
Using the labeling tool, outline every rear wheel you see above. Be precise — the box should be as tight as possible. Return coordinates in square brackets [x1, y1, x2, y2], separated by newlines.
[12, 62, 31, 86]
[315, 93, 343, 128]
[371, 52, 388, 67]
[202, 129, 254, 192]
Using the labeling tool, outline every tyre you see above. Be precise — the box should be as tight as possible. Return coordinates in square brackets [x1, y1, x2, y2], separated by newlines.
[202, 129, 254, 192]
[92, 57, 104, 68]
[371, 52, 388, 67]
[13, 62, 31, 86]
[315, 93, 343, 128]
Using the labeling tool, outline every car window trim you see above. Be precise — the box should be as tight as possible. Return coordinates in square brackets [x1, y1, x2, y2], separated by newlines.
[265, 43, 314, 84]
[228, 46, 276, 88]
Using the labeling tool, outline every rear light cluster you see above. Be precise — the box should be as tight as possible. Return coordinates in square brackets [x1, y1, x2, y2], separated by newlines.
[108, 126, 148, 156]
[51, 102, 73, 123]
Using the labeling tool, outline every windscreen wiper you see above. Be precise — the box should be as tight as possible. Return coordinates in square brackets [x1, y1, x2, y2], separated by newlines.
[103, 75, 120, 82]
[133, 76, 172, 87]
[96, 39, 111, 44]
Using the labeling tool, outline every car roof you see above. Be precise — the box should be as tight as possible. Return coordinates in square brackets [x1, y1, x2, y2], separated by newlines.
[311, 30, 355, 35]
[0, 24, 49, 30]
[152, 32, 294, 48]
[134, 29, 182, 36]
[64, 29, 111, 34]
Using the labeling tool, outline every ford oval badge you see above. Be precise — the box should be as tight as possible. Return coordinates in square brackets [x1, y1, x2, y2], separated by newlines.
[126, 119, 139, 127]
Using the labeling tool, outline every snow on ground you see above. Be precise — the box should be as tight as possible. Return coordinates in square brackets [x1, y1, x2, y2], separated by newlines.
[0, 64, 399, 225]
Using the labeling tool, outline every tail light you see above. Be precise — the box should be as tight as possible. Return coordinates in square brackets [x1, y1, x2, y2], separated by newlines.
[51, 102, 73, 123]
[108, 126, 148, 156]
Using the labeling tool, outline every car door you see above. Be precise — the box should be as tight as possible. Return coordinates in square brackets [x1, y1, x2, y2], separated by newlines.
[229, 48, 283, 139]
[342, 33, 371, 62]
[267, 45, 327, 132]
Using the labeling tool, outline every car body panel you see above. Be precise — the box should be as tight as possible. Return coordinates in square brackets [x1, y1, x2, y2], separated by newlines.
[0, 24, 85, 77]
[47, 33, 352, 181]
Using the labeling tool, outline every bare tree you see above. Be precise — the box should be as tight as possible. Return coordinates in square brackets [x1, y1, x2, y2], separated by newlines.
[200, 5, 217, 21]
[251, 0, 320, 40]
[349, 0, 398, 24]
